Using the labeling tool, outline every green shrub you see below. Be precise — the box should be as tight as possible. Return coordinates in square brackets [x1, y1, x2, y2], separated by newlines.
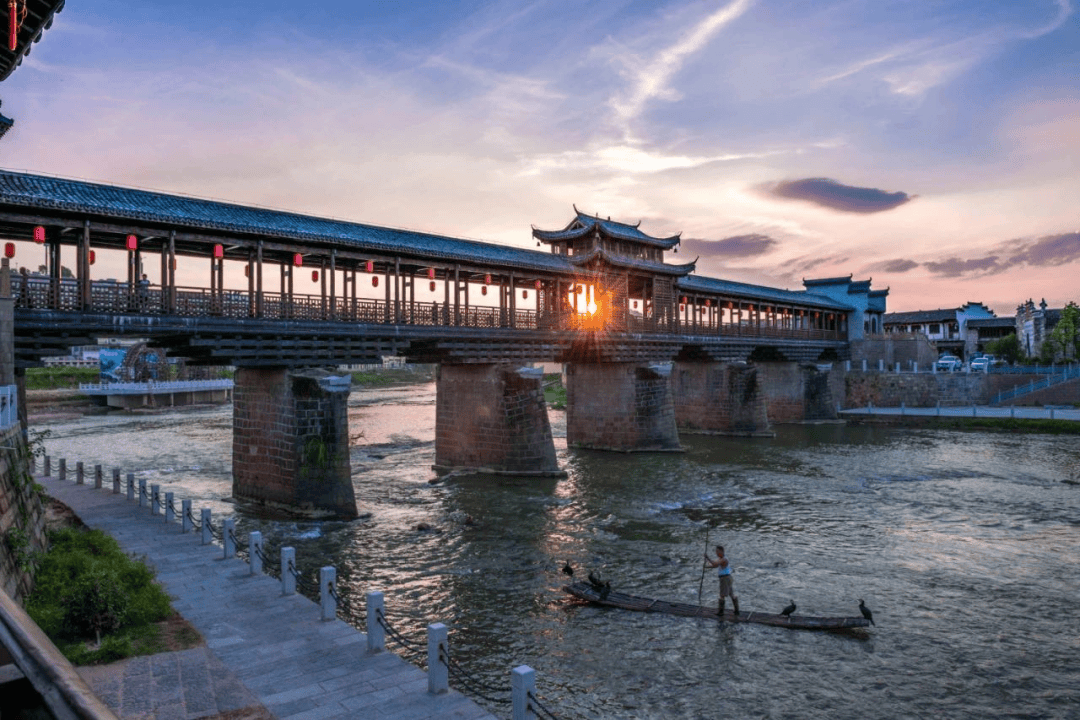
[27, 527, 173, 664]
[61, 570, 128, 642]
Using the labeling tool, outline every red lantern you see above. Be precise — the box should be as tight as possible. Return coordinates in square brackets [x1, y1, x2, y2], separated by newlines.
[365, 260, 374, 273]
[312, 270, 320, 282]
[523, 290, 528, 299]
[126, 234, 138, 251]
[429, 281, 436, 292]
[484, 274, 491, 285]
[681, 296, 687, 304]
[705, 299, 711, 307]
[89, 250, 96, 265]
[293, 253, 303, 267]
[33, 226, 45, 243]
[534, 279, 542, 290]
[481, 286, 488, 296]
[427, 268, 435, 280]
[3, 242, 14, 258]
[213, 244, 223, 259]
[680, 304, 685, 312]
[372, 276, 379, 288]
[633, 300, 638, 309]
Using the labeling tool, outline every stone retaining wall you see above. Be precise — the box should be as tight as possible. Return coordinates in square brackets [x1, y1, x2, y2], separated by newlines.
[0, 425, 46, 604]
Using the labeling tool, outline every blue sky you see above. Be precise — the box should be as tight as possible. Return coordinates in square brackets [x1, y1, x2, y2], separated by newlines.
[2, 0, 1078, 313]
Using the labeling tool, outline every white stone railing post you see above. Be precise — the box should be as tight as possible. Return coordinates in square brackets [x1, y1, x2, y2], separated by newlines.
[112, 468, 121, 494]
[512, 665, 536, 720]
[138, 479, 147, 508]
[223, 517, 235, 558]
[94, 464, 102, 489]
[281, 547, 296, 595]
[59, 458, 66, 482]
[127, 473, 135, 501]
[249, 531, 262, 576]
[366, 591, 385, 652]
[165, 492, 175, 524]
[319, 566, 336, 621]
[76, 461, 84, 485]
[151, 484, 161, 515]
[427, 623, 448, 694]
[201, 509, 212, 545]
[44, 455, 51, 477]
[861, 359, 867, 372]
[181, 499, 192, 533]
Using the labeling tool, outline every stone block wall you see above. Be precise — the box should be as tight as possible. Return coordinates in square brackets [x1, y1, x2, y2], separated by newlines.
[0, 425, 46, 604]
[753, 362, 838, 422]
[233, 368, 357, 518]
[672, 362, 770, 435]
[435, 364, 559, 474]
[566, 362, 680, 451]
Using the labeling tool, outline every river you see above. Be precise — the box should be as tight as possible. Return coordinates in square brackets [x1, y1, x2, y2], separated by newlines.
[37, 383, 1080, 719]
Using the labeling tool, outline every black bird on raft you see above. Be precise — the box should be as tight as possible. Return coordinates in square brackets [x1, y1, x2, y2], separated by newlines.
[859, 599, 876, 626]
[781, 600, 796, 617]
[598, 581, 612, 601]
[588, 570, 605, 590]
[562, 561, 574, 577]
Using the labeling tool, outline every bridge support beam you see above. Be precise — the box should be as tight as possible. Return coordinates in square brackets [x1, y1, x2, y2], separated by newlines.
[232, 367, 358, 518]
[434, 364, 562, 476]
[565, 362, 682, 452]
[754, 361, 840, 423]
[673, 361, 773, 436]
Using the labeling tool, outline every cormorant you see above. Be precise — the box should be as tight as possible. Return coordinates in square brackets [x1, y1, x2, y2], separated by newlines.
[562, 561, 574, 577]
[588, 570, 604, 590]
[859, 599, 876, 626]
[598, 581, 612, 601]
[781, 600, 796, 617]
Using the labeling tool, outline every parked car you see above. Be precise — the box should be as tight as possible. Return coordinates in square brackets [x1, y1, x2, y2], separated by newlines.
[936, 354, 962, 372]
[970, 355, 995, 372]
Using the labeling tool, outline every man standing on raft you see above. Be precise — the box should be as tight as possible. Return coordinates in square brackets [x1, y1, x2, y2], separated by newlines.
[704, 545, 739, 618]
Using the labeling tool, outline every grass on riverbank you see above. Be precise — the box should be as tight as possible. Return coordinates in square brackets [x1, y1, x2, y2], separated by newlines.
[25, 367, 100, 390]
[349, 365, 435, 387]
[26, 526, 200, 665]
[543, 373, 567, 409]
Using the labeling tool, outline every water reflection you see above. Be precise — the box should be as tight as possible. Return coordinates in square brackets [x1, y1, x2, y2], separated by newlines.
[38, 382, 1080, 718]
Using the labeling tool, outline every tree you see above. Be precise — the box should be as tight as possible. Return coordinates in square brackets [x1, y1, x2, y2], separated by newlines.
[1041, 302, 1079, 363]
[986, 333, 1023, 366]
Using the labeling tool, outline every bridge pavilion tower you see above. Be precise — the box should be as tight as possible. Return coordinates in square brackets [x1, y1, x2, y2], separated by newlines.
[532, 209, 696, 451]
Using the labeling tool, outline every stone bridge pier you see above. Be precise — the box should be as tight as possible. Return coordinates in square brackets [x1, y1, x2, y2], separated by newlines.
[755, 361, 840, 423]
[565, 362, 682, 452]
[232, 367, 358, 518]
[672, 361, 772, 436]
[434, 364, 562, 476]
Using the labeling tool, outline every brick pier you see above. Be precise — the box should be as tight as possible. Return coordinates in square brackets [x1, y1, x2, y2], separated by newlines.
[232, 368, 358, 518]
[565, 362, 682, 451]
[434, 364, 561, 475]
[672, 361, 772, 436]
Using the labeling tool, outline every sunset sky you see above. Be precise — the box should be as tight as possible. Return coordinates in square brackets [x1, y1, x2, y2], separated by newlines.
[2, 0, 1078, 314]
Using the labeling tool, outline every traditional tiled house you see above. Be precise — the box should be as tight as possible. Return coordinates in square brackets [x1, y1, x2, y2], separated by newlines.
[1016, 299, 1062, 358]
[882, 302, 996, 359]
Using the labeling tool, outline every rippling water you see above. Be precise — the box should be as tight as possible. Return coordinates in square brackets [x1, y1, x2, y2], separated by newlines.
[39, 384, 1080, 719]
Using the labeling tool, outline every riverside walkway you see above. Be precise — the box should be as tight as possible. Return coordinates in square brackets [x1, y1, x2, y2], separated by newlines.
[38, 472, 498, 720]
[840, 404, 1080, 422]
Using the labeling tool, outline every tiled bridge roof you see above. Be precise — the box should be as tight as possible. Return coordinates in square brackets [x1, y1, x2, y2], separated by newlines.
[0, 170, 851, 312]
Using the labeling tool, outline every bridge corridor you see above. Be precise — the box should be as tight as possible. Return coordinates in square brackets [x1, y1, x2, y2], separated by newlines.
[0, 170, 883, 516]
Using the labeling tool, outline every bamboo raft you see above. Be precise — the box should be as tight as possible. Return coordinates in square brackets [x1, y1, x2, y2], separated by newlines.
[564, 582, 871, 631]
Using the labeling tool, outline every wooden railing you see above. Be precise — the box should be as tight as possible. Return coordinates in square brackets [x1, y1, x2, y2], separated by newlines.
[11, 277, 845, 342]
